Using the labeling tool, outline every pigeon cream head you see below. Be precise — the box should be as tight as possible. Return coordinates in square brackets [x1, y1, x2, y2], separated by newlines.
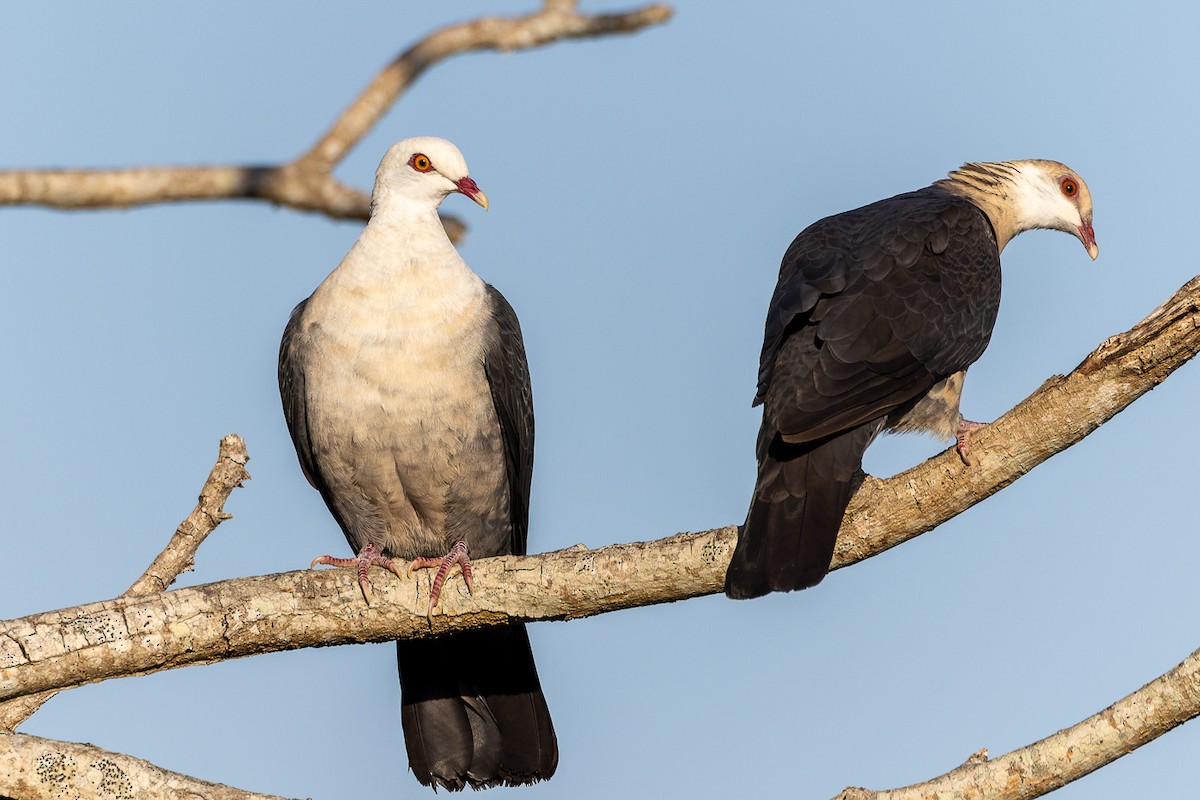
[372, 136, 489, 213]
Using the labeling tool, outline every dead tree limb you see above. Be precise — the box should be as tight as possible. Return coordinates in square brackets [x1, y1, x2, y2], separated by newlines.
[0, 2, 672, 231]
[835, 273, 1200, 568]
[833, 641, 1200, 800]
[0, 271, 1195, 797]
[0, 435, 248, 731]
[4, 274, 1197, 800]
[3, 276, 1197, 707]
[0, 730, 294, 800]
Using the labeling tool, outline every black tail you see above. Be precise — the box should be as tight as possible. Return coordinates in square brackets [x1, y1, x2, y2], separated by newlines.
[725, 424, 877, 599]
[397, 624, 557, 791]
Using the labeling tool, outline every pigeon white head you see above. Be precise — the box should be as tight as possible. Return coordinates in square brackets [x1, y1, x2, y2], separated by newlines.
[371, 136, 489, 214]
[1004, 160, 1097, 259]
[939, 160, 1098, 260]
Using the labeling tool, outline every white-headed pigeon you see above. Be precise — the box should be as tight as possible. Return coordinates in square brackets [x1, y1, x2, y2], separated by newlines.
[726, 160, 1098, 599]
[279, 137, 557, 789]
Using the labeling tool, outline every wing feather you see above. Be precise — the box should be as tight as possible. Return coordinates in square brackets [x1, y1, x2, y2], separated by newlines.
[482, 285, 535, 556]
[278, 298, 321, 490]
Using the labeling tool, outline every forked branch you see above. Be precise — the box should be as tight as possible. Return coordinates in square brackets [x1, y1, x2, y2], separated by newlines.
[0, 2, 672, 230]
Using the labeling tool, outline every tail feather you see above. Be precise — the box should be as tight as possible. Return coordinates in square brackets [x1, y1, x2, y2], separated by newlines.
[398, 624, 557, 791]
[725, 423, 878, 599]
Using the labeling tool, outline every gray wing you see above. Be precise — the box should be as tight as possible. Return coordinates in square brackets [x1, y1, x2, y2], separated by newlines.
[278, 298, 321, 490]
[482, 285, 534, 556]
[758, 188, 1002, 444]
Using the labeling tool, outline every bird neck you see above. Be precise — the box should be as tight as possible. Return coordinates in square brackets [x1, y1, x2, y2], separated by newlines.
[369, 186, 448, 226]
[934, 162, 1025, 254]
[317, 204, 478, 305]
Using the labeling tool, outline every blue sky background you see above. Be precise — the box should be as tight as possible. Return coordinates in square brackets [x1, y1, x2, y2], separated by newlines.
[3, 2, 1199, 798]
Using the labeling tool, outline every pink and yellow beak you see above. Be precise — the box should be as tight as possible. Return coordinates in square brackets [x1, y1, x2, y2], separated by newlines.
[455, 177, 489, 211]
[1079, 222, 1098, 260]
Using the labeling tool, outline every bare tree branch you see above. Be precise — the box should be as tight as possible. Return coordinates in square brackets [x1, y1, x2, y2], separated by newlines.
[833, 642, 1200, 800]
[0, 436, 249, 732]
[2, 276, 1198, 710]
[0, 531, 722, 704]
[0, 2, 672, 227]
[0, 731, 295, 800]
[299, 1, 675, 170]
[0, 163, 372, 220]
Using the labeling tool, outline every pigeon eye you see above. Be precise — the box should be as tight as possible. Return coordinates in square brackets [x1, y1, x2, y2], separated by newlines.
[1060, 177, 1078, 197]
[410, 154, 433, 173]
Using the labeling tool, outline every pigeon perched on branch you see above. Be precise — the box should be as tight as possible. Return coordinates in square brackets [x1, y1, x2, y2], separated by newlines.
[279, 137, 557, 790]
[726, 160, 1098, 600]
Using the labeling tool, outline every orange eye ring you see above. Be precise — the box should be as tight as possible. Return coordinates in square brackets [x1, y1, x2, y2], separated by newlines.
[410, 153, 434, 173]
[1060, 177, 1078, 197]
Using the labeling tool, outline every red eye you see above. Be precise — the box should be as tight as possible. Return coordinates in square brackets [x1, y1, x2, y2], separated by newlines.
[409, 153, 433, 173]
[1060, 177, 1078, 197]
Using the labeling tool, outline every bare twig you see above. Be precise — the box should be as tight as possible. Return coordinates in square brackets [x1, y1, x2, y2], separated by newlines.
[0, 731, 295, 800]
[126, 434, 251, 596]
[833, 643, 1200, 800]
[0, 435, 249, 731]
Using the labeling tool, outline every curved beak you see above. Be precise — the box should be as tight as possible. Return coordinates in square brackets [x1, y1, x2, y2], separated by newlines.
[1079, 222, 1098, 260]
[455, 177, 489, 211]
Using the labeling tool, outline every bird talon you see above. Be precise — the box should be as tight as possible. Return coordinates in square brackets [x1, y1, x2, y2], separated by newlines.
[409, 540, 472, 611]
[310, 554, 354, 570]
[308, 543, 396, 605]
[956, 419, 987, 466]
[460, 561, 474, 595]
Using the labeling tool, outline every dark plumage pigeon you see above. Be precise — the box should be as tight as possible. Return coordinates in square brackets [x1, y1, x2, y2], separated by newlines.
[725, 160, 1098, 600]
[279, 137, 557, 790]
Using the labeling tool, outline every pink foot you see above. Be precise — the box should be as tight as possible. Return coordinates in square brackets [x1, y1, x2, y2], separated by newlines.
[956, 419, 987, 466]
[310, 541, 401, 604]
[408, 540, 473, 611]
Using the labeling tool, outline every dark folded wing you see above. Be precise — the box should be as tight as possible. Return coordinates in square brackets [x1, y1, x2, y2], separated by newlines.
[482, 285, 535, 556]
[278, 298, 322, 490]
[758, 189, 1002, 443]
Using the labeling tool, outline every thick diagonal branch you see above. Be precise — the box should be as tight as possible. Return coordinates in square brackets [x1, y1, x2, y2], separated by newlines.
[833, 642, 1200, 800]
[1, 276, 1197, 706]
[834, 273, 1200, 567]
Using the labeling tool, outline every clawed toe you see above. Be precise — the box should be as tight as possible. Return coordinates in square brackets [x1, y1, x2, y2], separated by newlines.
[956, 418, 987, 466]
[408, 540, 473, 612]
[309, 542, 399, 605]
